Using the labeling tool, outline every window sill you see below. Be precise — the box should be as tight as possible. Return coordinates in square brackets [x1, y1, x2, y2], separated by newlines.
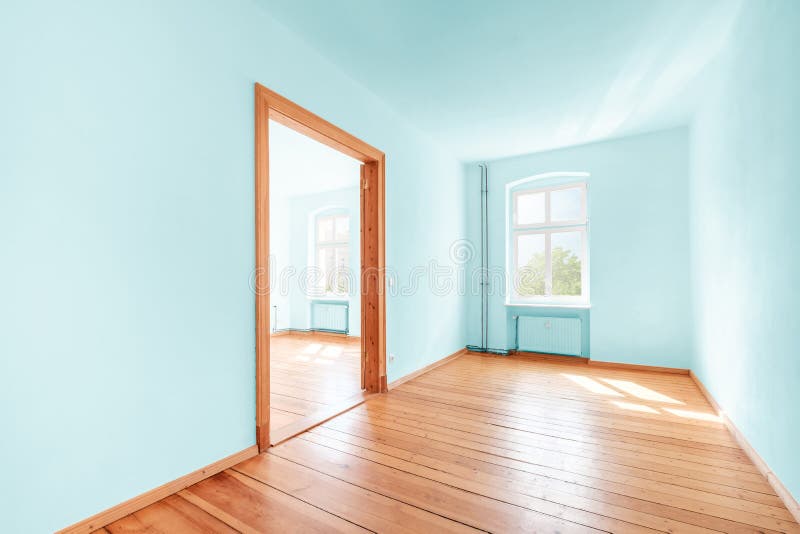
[505, 302, 591, 309]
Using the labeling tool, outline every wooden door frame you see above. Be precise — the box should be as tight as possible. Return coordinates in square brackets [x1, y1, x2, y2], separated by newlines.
[254, 83, 387, 452]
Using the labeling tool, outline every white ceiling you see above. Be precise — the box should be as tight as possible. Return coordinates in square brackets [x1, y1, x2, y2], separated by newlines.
[257, 0, 743, 161]
[269, 119, 361, 200]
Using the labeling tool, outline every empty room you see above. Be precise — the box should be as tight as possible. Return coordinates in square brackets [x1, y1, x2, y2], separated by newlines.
[267, 119, 366, 442]
[3, 0, 799, 532]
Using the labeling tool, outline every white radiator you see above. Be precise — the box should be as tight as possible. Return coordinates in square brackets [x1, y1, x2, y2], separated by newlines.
[517, 316, 582, 356]
[311, 301, 349, 334]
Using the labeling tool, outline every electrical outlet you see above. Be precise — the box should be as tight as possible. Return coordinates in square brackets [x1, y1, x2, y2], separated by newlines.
[389, 352, 396, 363]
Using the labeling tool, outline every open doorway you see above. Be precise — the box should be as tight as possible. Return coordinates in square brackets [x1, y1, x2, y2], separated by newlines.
[254, 85, 386, 451]
[268, 120, 363, 440]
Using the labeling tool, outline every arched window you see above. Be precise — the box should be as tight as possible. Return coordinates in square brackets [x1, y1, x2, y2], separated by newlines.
[506, 173, 589, 305]
[315, 211, 350, 296]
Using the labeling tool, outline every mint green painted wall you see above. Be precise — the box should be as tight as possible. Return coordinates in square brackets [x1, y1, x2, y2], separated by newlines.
[0, 1, 465, 530]
[689, 0, 800, 502]
[466, 128, 693, 368]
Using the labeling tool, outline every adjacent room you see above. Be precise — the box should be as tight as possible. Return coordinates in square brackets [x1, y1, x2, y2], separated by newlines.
[3, 0, 799, 532]
[268, 119, 365, 440]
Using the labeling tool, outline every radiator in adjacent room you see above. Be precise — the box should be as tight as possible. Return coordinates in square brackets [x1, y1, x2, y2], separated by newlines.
[311, 301, 349, 334]
[517, 316, 581, 356]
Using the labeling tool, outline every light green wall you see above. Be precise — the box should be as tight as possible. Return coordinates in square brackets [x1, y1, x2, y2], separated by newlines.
[0, 1, 465, 531]
[689, 0, 800, 502]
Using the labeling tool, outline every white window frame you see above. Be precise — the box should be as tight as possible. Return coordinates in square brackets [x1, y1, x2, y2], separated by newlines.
[507, 181, 589, 306]
[315, 213, 350, 297]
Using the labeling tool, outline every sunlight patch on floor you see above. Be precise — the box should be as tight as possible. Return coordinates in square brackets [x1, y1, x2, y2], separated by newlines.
[599, 378, 683, 404]
[303, 343, 323, 354]
[562, 373, 625, 396]
[321, 345, 343, 358]
[611, 400, 660, 414]
[663, 407, 722, 422]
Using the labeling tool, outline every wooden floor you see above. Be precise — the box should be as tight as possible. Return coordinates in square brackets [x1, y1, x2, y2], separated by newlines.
[101, 352, 800, 533]
[269, 333, 363, 435]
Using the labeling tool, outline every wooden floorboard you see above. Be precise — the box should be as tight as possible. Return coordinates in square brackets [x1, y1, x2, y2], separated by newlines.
[103, 494, 238, 533]
[102, 352, 800, 533]
[269, 333, 363, 434]
[234, 453, 480, 533]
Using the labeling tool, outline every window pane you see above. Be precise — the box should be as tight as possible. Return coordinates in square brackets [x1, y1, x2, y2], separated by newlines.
[551, 231, 582, 296]
[515, 233, 546, 296]
[334, 246, 349, 293]
[551, 187, 583, 222]
[318, 247, 335, 292]
[323, 247, 336, 271]
[318, 217, 333, 242]
[335, 246, 349, 268]
[516, 192, 545, 226]
[334, 216, 349, 241]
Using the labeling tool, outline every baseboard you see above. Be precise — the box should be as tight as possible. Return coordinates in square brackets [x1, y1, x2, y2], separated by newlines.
[271, 328, 352, 339]
[479, 348, 689, 375]
[588, 359, 689, 375]
[465, 345, 511, 355]
[57, 445, 259, 534]
[388, 348, 467, 389]
[689, 370, 800, 524]
[510, 350, 589, 364]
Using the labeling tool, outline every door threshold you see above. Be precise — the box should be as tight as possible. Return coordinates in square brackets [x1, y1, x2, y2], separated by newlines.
[270, 390, 375, 446]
